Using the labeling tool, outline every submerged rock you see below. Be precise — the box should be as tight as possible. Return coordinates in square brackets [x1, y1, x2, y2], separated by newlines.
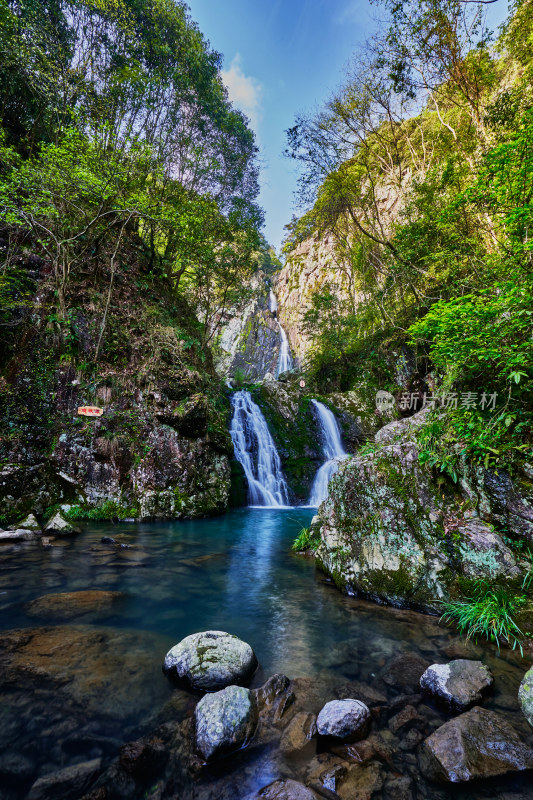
[280, 711, 317, 754]
[194, 685, 258, 761]
[44, 512, 80, 535]
[27, 758, 101, 800]
[419, 706, 533, 783]
[316, 699, 371, 742]
[25, 590, 123, 620]
[420, 659, 493, 711]
[519, 666, 533, 728]
[254, 779, 318, 799]
[163, 630, 257, 691]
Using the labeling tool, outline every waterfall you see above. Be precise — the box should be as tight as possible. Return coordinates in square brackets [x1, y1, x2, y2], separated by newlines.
[275, 323, 293, 377]
[230, 390, 290, 507]
[269, 290, 278, 314]
[308, 400, 348, 506]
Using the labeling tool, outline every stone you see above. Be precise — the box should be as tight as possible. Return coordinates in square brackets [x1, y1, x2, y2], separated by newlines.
[119, 736, 168, 780]
[280, 711, 317, 754]
[25, 590, 123, 621]
[253, 673, 295, 722]
[388, 704, 420, 733]
[27, 758, 101, 800]
[518, 666, 533, 728]
[163, 630, 257, 691]
[255, 779, 317, 799]
[420, 659, 493, 711]
[419, 706, 533, 783]
[316, 699, 371, 742]
[0, 529, 38, 541]
[10, 513, 41, 532]
[194, 684, 258, 761]
[101, 536, 116, 544]
[44, 512, 80, 535]
[382, 652, 430, 691]
[306, 754, 383, 800]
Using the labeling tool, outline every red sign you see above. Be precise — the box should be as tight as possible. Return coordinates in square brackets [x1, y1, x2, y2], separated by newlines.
[78, 406, 103, 417]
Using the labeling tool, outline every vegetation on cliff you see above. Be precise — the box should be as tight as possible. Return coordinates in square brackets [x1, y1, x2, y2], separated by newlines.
[0, 0, 266, 521]
[285, 0, 533, 479]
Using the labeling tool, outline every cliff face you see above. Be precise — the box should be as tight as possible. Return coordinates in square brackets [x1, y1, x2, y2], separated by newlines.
[0, 252, 233, 524]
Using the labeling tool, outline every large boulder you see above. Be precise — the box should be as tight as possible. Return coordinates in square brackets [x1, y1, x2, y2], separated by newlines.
[316, 699, 371, 742]
[419, 706, 533, 783]
[315, 411, 525, 611]
[10, 513, 41, 532]
[420, 660, 493, 711]
[0, 529, 38, 541]
[163, 630, 257, 691]
[194, 685, 258, 761]
[519, 666, 533, 728]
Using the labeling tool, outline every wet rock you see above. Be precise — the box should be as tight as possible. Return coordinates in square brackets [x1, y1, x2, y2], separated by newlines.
[44, 512, 80, 535]
[307, 754, 383, 800]
[101, 536, 116, 544]
[316, 699, 371, 742]
[119, 735, 168, 781]
[419, 706, 533, 783]
[25, 590, 123, 620]
[163, 630, 257, 691]
[420, 659, 493, 711]
[388, 704, 421, 733]
[253, 673, 295, 723]
[194, 684, 258, 761]
[27, 758, 101, 800]
[519, 666, 533, 728]
[255, 779, 318, 799]
[382, 653, 430, 692]
[383, 775, 415, 800]
[280, 711, 317, 754]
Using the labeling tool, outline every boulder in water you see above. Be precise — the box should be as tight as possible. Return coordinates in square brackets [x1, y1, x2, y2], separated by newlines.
[25, 590, 123, 621]
[194, 684, 258, 761]
[420, 659, 493, 711]
[419, 706, 533, 783]
[519, 666, 533, 728]
[44, 512, 80, 535]
[26, 758, 102, 800]
[316, 699, 371, 742]
[9, 513, 41, 532]
[163, 630, 257, 691]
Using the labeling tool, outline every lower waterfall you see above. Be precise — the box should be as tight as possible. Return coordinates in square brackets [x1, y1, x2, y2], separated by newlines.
[308, 400, 348, 506]
[230, 389, 290, 507]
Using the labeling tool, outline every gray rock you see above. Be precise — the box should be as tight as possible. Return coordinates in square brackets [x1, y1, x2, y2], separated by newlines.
[44, 512, 80, 535]
[0, 529, 38, 541]
[27, 758, 101, 800]
[420, 659, 493, 711]
[255, 779, 318, 799]
[519, 666, 533, 728]
[316, 699, 371, 742]
[9, 513, 41, 532]
[194, 684, 258, 761]
[419, 706, 533, 783]
[163, 630, 257, 691]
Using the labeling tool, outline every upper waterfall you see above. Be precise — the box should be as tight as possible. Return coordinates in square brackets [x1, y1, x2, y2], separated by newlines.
[275, 323, 293, 377]
[308, 400, 348, 506]
[230, 390, 290, 508]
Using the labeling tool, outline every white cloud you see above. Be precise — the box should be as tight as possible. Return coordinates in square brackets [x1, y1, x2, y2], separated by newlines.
[221, 54, 262, 134]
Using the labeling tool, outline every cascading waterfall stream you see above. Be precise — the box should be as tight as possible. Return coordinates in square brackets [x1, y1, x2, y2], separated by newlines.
[269, 289, 293, 377]
[308, 400, 348, 506]
[230, 389, 290, 507]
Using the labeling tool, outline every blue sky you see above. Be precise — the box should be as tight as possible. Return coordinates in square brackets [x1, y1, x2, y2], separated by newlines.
[186, 0, 508, 252]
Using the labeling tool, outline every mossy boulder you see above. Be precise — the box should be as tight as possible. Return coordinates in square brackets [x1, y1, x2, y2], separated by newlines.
[315, 411, 526, 612]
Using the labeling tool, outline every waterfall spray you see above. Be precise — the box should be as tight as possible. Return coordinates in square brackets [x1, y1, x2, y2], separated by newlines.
[308, 400, 348, 506]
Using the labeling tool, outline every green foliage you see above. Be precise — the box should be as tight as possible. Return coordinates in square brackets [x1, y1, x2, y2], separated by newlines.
[292, 526, 321, 552]
[441, 580, 527, 653]
[64, 500, 138, 521]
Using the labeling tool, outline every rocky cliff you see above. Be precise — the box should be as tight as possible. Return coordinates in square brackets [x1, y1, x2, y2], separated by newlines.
[0, 250, 234, 525]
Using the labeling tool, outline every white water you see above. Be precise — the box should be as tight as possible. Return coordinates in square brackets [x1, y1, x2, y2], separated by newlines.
[230, 390, 290, 507]
[269, 290, 278, 314]
[308, 400, 348, 506]
[275, 323, 293, 377]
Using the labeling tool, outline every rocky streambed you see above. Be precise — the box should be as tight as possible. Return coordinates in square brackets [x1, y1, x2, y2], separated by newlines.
[1, 511, 533, 799]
